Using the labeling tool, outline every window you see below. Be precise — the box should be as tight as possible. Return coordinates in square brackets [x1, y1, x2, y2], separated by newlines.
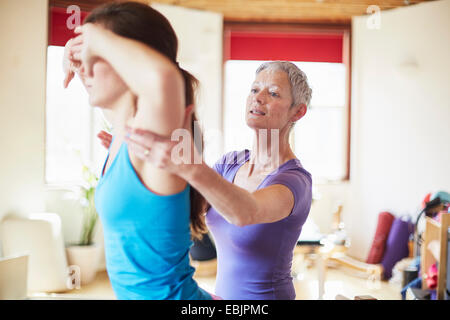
[45, 46, 108, 185]
[224, 60, 347, 182]
[223, 26, 350, 183]
[46, 6, 107, 185]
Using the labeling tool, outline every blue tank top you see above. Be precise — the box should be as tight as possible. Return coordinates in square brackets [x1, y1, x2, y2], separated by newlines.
[94, 141, 211, 300]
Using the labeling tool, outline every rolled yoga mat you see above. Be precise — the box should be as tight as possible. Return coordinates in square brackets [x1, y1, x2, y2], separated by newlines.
[380, 217, 413, 279]
[366, 211, 395, 264]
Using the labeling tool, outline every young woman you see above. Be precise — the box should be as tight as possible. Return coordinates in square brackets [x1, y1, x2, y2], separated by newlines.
[63, 2, 212, 300]
[105, 61, 314, 299]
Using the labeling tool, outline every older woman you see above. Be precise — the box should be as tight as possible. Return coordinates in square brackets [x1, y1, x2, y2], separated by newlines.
[110, 61, 313, 299]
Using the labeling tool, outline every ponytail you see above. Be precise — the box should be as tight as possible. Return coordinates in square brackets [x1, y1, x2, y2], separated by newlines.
[178, 66, 208, 240]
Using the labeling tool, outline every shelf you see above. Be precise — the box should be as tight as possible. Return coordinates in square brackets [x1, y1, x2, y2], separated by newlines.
[421, 214, 450, 300]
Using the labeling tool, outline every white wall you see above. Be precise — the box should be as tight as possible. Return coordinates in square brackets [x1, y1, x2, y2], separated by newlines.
[346, 0, 450, 259]
[152, 3, 224, 165]
[0, 0, 48, 255]
[307, 182, 351, 235]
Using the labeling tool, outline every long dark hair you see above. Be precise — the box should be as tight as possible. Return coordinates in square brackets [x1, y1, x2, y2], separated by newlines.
[85, 2, 208, 239]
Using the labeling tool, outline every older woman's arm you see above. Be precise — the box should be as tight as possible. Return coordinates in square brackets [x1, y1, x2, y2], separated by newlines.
[124, 125, 296, 226]
[184, 162, 295, 226]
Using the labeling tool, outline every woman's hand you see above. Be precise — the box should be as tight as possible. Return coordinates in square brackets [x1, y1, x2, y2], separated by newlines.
[63, 23, 105, 87]
[125, 105, 197, 176]
[71, 23, 105, 77]
[97, 130, 113, 149]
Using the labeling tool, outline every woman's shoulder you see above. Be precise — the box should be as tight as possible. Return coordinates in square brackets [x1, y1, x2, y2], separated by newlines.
[127, 142, 188, 196]
[212, 149, 249, 176]
[218, 149, 249, 165]
[264, 160, 313, 222]
[264, 157, 312, 185]
[284, 158, 312, 183]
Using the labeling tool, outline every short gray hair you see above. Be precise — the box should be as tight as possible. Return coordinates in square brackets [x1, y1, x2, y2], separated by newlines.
[255, 61, 312, 108]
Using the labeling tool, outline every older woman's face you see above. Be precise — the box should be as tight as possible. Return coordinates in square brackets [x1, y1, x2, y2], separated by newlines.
[245, 69, 296, 131]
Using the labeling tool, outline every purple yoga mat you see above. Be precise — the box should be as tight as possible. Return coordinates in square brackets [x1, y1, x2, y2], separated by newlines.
[380, 217, 413, 279]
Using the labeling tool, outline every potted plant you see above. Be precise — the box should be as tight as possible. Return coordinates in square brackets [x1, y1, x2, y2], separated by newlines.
[65, 164, 102, 286]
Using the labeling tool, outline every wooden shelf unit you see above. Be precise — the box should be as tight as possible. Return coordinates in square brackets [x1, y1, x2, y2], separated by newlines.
[421, 213, 450, 300]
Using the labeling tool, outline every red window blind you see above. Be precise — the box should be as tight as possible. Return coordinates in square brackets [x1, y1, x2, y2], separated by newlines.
[49, 6, 89, 46]
[226, 31, 344, 63]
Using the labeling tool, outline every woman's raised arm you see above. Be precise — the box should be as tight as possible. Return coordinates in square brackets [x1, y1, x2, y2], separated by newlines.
[72, 23, 185, 136]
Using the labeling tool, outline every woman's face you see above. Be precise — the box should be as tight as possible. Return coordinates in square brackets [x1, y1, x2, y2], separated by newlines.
[80, 58, 129, 109]
[245, 69, 297, 131]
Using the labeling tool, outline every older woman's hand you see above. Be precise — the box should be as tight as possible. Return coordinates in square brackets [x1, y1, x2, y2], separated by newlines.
[125, 105, 197, 176]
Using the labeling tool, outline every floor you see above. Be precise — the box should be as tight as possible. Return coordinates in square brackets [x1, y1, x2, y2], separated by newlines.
[192, 259, 402, 300]
[292, 261, 402, 300]
[30, 252, 402, 300]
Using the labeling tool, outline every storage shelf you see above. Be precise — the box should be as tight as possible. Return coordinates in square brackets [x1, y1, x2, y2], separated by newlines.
[420, 214, 450, 300]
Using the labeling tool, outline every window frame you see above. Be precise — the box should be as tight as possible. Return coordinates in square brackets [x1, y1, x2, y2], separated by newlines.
[44, 45, 104, 187]
[46, 4, 104, 187]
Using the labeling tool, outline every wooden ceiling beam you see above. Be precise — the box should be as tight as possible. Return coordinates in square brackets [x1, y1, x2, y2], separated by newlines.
[49, 0, 434, 24]
[153, 0, 434, 23]
[50, 0, 150, 11]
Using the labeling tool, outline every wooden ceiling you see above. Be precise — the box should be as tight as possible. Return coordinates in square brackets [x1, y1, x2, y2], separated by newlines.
[51, 0, 435, 24]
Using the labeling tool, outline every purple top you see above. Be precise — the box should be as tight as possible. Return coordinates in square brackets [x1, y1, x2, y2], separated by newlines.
[206, 150, 312, 300]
